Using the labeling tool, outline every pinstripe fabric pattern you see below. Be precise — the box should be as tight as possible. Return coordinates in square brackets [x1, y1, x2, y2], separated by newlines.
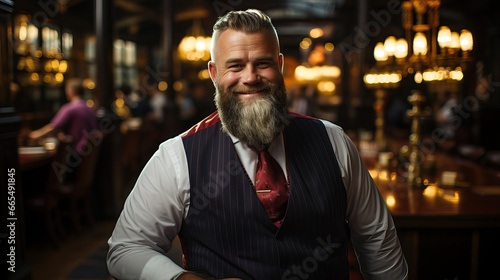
[180, 113, 349, 279]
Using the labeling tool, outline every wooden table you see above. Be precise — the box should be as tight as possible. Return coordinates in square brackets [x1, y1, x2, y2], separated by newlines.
[18, 146, 57, 171]
[363, 145, 500, 280]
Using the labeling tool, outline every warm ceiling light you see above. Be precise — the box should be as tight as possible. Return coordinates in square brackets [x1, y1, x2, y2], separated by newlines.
[158, 81, 168, 91]
[374, 42, 387, 62]
[178, 19, 211, 62]
[394, 38, 408, 59]
[383, 36, 397, 56]
[366, 0, 475, 88]
[299, 38, 311, 50]
[324, 42, 334, 52]
[450, 32, 460, 49]
[459, 29, 473, 51]
[413, 32, 428, 55]
[437, 26, 451, 48]
[309, 28, 323, 38]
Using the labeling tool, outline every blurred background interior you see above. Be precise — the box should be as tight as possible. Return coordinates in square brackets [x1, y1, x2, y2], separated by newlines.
[1, 0, 499, 279]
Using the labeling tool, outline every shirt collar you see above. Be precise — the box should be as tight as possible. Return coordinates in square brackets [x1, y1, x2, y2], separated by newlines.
[226, 131, 283, 151]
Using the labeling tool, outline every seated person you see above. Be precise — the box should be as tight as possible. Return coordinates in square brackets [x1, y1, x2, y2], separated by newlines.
[29, 78, 99, 156]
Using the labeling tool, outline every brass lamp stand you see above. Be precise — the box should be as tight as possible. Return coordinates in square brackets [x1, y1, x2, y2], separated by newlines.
[406, 90, 430, 188]
[374, 89, 388, 151]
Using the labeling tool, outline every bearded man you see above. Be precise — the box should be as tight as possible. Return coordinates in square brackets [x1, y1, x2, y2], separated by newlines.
[107, 9, 408, 280]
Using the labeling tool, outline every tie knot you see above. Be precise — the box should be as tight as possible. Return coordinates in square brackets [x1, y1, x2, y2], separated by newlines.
[250, 145, 268, 154]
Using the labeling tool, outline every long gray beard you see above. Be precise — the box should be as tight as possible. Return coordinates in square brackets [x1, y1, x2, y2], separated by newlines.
[215, 80, 289, 147]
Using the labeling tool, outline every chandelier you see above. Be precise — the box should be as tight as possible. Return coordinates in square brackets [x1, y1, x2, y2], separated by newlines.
[364, 0, 474, 87]
[363, 0, 475, 187]
[13, 14, 72, 86]
[177, 19, 211, 62]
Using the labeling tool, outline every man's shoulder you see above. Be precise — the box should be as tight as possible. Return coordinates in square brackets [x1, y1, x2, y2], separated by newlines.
[288, 112, 317, 121]
[60, 100, 90, 112]
[180, 111, 220, 138]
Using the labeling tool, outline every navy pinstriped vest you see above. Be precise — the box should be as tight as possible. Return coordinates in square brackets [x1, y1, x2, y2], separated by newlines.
[179, 112, 349, 280]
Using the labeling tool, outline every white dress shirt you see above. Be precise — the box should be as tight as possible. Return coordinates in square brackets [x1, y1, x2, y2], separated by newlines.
[107, 119, 408, 280]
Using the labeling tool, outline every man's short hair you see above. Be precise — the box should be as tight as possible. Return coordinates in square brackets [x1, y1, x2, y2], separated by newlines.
[210, 9, 279, 60]
[66, 78, 84, 96]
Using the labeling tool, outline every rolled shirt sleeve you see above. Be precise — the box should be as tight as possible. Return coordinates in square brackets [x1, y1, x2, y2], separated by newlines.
[320, 120, 408, 280]
[107, 136, 189, 280]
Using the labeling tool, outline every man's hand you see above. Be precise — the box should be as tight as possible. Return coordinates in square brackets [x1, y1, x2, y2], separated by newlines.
[28, 124, 54, 140]
[28, 130, 43, 140]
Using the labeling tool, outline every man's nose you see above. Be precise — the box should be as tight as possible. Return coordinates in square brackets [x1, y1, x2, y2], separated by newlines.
[242, 65, 260, 84]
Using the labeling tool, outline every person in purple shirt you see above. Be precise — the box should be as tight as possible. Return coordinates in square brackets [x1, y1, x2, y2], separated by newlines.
[29, 78, 99, 156]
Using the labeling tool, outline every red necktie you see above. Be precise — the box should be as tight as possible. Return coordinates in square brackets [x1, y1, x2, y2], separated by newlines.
[254, 148, 289, 227]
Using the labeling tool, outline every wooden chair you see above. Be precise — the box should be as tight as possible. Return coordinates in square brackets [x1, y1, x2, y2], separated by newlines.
[24, 137, 72, 248]
[58, 130, 102, 233]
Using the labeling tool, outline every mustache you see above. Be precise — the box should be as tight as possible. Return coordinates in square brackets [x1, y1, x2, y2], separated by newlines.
[229, 84, 272, 94]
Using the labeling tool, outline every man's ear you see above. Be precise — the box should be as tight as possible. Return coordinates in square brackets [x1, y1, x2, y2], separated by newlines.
[279, 53, 284, 74]
[208, 61, 217, 84]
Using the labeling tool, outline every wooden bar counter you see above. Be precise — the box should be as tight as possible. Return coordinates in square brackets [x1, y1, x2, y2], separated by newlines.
[363, 143, 500, 280]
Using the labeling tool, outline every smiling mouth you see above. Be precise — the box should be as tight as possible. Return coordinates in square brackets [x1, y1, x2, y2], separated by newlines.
[236, 88, 267, 95]
[239, 91, 263, 95]
[230, 84, 270, 96]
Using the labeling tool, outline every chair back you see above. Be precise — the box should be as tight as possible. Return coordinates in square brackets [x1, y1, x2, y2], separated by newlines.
[73, 130, 103, 196]
[46, 137, 73, 197]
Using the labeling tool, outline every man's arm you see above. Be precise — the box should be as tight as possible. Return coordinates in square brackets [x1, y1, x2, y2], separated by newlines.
[28, 124, 54, 140]
[321, 120, 408, 280]
[107, 137, 189, 279]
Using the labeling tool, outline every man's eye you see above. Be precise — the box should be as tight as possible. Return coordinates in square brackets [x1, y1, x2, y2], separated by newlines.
[229, 64, 243, 70]
[256, 62, 271, 68]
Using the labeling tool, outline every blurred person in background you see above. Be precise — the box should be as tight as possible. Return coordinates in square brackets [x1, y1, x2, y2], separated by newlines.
[176, 81, 199, 131]
[149, 87, 168, 124]
[29, 77, 98, 156]
[434, 90, 472, 152]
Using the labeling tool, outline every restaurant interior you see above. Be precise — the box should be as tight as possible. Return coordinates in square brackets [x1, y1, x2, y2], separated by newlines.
[1, 0, 499, 279]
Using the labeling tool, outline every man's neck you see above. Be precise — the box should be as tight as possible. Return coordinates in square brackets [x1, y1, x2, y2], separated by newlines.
[70, 96, 82, 103]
